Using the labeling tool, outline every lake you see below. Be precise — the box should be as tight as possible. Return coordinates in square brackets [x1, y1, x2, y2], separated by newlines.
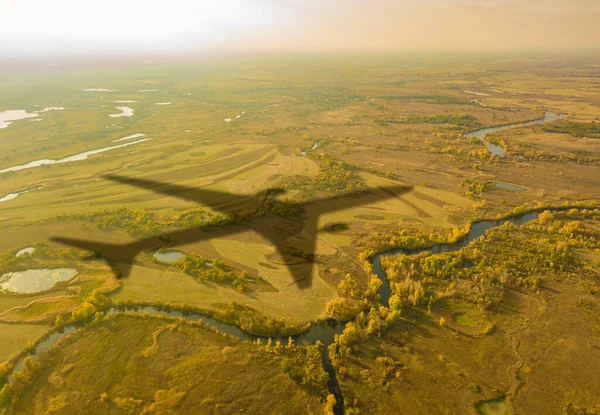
[109, 106, 134, 118]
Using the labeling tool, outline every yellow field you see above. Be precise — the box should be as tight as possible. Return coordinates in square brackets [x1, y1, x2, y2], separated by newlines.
[0, 323, 48, 363]
[1, 55, 598, 390]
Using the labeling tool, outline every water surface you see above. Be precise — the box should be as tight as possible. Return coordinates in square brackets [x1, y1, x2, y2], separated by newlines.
[0, 108, 65, 129]
[0, 138, 151, 174]
[0, 188, 39, 203]
[477, 397, 508, 415]
[0, 110, 39, 129]
[301, 140, 320, 156]
[465, 112, 566, 157]
[464, 90, 490, 96]
[153, 250, 186, 263]
[109, 106, 134, 118]
[112, 133, 146, 142]
[495, 182, 525, 191]
[15, 247, 35, 257]
[0, 268, 77, 294]
[374, 211, 542, 307]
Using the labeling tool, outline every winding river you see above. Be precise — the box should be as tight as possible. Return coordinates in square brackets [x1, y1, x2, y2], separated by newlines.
[465, 111, 566, 157]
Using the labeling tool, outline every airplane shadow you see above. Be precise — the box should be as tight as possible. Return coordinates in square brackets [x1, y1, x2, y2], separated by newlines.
[51, 174, 413, 289]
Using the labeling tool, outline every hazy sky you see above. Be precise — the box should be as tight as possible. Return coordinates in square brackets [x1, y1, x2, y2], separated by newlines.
[1, 0, 599, 56]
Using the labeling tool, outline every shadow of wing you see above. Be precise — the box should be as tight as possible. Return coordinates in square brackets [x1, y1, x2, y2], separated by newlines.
[103, 174, 243, 214]
[50, 225, 250, 279]
[306, 185, 413, 213]
[50, 236, 155, 278]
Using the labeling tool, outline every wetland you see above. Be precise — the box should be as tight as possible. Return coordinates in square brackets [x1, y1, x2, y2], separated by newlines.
[0, 54, 598, 415]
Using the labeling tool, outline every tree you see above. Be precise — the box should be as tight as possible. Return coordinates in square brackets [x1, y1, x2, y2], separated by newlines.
[323, 394, 337, 415]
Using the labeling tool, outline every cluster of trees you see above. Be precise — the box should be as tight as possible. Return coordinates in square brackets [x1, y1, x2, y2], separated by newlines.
[62, 208, 165, 237]
[326, 271, 398, 355]
[542, 121, 600, 138]
[376, 113, 475, 127]
[370, 133, 494, 166]
[378, 94, 468, 105]
[425, 145, 500, 166]
[281, 156, 365, 194]
[216, 301, 310, 337]
[388, 278, 425, 310]
[362, 222, 472, 253]
[261, 336, 339, 413]
[174, 192, 299, 229]
[378, 208, 600, 312]
[70, 289, 110, 321]
[484, 134, 507, 149]
[462, 178, 491, 199]
[0, 242, 89, 272]
[174, 255, 247, 292]
[271, 343, 329, 398]
[497, 200, 597, 220]
[0, 355, 41, 413]
[310, 158, 365, 193]
[325, 298, 361, 321]
[328, 305, 400, 365]
[174, 209, 225, 228]
[507, 148, 598, 165]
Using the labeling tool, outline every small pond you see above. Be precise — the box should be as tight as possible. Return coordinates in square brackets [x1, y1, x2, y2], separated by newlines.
[15, 247, 35, 257]
[109, 106, 134, 118]
[153, 250, 186, 263]
[477, 397, 509, 415]
[495, 182, 525, 191]
[0, 268, 77, 294]
[0, 110, 39, 129]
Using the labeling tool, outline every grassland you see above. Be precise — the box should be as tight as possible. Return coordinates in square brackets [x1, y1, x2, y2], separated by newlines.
[6, 314, 326, 414]
[0, 324, 48, 363]
[0, 53, 599, 413]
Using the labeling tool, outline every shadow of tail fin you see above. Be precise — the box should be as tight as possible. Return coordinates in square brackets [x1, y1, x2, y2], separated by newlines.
[50, 237, 142, 278]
